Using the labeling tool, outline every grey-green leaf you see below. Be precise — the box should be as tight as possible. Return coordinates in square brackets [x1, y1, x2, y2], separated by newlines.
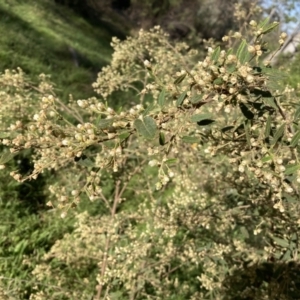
[176, 91, 187, 107]
[271, 123, 285, 145]
[294, 106, 300, 120]
[284, 164, 300, 176]
[118, 131, 131, 141]
[0, 152, 17, 164]
[261, 155, 272, 163]
[211, 46, 221, 62]
[236, 39, 249, 63]
[282, 249, 291, 261]
[142, 103, 154, 116]
[77, 157, 95, 168]
[263, 97, 277, 110]
[181, 136, 199, 143]
[271, 236, 290, 248]
[258, 17, 270, 29]
[191, 114, 212, 123]
[134, 116, 157, 140]
[213, 78, 223, 85]
[98, 118, 114, 129]
[0, 132, 10, 138]
[159, 132, 165, 145]
[261, 22, 279, 35]
[226, 48, 233, 57]
[164, 158, 177, 165]
[174, 73, 187, 85]
[290, 130, 300, 147]
[265, 115, 271, 138]
[158, 88, 166, 107]
[244, 122, 251, 147]
[190, 94, 203, 104]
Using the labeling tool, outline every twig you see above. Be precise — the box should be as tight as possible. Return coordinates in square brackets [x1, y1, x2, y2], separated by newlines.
[94, 180, 121, 300]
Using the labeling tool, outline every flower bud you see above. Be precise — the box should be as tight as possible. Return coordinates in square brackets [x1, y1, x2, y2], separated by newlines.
[144, 60, 152, 68]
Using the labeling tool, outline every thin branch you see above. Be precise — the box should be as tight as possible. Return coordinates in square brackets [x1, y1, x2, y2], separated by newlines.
[94, 180, 121, 300]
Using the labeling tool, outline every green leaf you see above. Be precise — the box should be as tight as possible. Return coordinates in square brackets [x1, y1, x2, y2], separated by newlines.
[240, 226, 249, 239]
[244, 122, 251, 147]
[265, 115, 271, 138]
[118, 131, 131, 141]
[173, 73, 187, 85]
[0, 132, 10, 138]
[282, 249, 292, 261]
[236, 39, 249, 63]
[226, 64, 236, 73]
[164, 158, 177, 165]
[14, 240, 27, 254]
[159, 132, 165, 145]
[77, 157, 95, 168]
[261, 155, 272, 163]
[239, 103, 254, 120]
[134, 116, 157, 140]
[271, 123, 285, 145]
[213, 78, 223, 85]
[294, 106, 300, 120]
[176, 91, 187, 107]
[158, 88, 166, 107]
[258, 17, 270, 29]
[261, 22, 279, 35]
[191, 113, 213, 123]
[190, 94, 203, 104]
[109, 291, 123, 300]
[263, 97, 277, 110]
[98, 118, 114, 129]
[211, 46, 221, 62]
[290, 130, 300, 147]
[271, 236, 290, 248]
[0, 151, 17, 164]
[181, 136, 199, 143]
[284, 164, 300, 176]
[226, 48, 233, 57]
[142, 103, 154, 116]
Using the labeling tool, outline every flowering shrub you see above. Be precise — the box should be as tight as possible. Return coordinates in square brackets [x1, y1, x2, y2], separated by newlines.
[1, 19, 300, 299]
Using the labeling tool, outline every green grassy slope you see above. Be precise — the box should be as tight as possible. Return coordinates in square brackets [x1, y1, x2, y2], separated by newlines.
[0, 0, 121, 100]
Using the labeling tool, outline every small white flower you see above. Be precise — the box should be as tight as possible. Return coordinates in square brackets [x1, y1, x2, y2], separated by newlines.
[238, 165, 245, 173]
[107, 107, 114, 114]
[33, 114, 40, 121]
[246, 75, 254, 83]
[224, 106, 231, 113]
[62, 139, 69, 146]
[144, 60, 152, 68]
[148, 160, 158, 167]
[168, 171, 175, 178]
[107, 133, 116, 139]
[77, 100, 84, 107]
[71, 190, 79, 196]
[280, 32, 287, 39]
[155, 182, 162, 190]
[233, 32, 242, 39]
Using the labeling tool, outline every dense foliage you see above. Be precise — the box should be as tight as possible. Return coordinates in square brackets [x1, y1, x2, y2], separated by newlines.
[1, 14, 300, 299]
[54, 0, 260, 43]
